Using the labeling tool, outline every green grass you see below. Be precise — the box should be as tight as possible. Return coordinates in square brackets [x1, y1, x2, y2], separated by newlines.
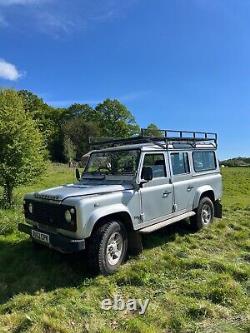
[0, 165, 249, 333]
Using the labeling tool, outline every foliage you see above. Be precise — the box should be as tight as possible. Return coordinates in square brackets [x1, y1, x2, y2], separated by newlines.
[221, 157, 250, 167]
[95, 99, 140, 138]
[64, 103, 95, 120]
[0, 89, 46, 206]
[18, 91, 141, 162]
[19, 89, 56, 144]
[63, 119, 101, 160]
[62, 99, 140, 160]
[0, 166, 249, 332]
[143, 123, 162, 137]
[19, 90, 66, 162]
[63, 136, 76, 161]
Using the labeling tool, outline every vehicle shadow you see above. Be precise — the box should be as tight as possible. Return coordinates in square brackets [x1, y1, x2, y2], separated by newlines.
[0, 237, 93, 305]
[0, 220, 194, 305]
[141, 219, 195, 250]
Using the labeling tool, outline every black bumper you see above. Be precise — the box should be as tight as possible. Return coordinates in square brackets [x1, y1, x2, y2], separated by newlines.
[18, 223, 85, 253]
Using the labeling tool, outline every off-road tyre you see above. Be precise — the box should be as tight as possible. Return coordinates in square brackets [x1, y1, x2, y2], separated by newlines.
[86, 220, 128, 275]
[190, 197, 214, 231]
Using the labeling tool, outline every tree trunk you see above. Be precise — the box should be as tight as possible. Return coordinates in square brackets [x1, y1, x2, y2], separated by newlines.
[3, 183, 13, 207]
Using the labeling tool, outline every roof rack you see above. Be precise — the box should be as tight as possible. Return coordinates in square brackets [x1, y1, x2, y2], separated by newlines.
[89, 129, 217, 149]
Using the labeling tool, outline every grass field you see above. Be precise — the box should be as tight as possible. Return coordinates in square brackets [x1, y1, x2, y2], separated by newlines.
[0, 165, 249, 333]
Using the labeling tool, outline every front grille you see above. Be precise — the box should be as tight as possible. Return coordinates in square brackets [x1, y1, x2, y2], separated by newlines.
[24, 200, 76, 232]
[33, 201, 59, 224]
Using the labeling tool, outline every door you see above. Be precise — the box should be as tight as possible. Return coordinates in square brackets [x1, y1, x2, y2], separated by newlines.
[169, 151, 194, 212]
[139, 152, 173, 222]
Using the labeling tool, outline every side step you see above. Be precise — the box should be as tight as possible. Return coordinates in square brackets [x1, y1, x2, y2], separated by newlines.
[139, 211, 196, 234]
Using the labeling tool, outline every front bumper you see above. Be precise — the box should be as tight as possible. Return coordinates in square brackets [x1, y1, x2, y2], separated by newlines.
[18, 223, 85, 253]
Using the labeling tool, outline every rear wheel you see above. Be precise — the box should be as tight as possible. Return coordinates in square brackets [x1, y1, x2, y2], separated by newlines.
[87, 220, 128, 275]
[190, 197, 214, 231]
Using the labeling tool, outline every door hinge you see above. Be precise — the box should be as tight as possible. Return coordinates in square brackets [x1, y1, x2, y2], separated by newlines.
[173, 204, 177, 212]
[140, 213, 144, 222]
[134, 214, 144, 223]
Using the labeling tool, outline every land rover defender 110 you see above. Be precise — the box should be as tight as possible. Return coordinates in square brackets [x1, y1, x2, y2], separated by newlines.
[19, 129, 223, 275]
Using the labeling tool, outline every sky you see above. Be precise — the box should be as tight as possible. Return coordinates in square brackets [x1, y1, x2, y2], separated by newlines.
[0, 0, 250, 159]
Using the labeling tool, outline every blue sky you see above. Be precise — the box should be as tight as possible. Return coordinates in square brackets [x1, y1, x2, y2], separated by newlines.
[0, 0, 250, 159]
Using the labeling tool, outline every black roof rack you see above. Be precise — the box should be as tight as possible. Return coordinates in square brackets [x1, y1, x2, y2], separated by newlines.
[89, 129, 217, 149]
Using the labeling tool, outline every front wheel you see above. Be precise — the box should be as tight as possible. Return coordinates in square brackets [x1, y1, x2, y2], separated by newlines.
[190, 197, 214, 231]
[87, 221, 128, 275]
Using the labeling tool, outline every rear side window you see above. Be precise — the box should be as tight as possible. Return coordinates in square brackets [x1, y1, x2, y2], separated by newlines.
[171, 152, 190, 175]
[193, 151, 216, 172]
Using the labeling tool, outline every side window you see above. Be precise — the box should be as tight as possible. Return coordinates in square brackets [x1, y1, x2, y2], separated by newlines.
[142, 154, 166, 178]
[171, 152, 190, 175]
[193, 151, 216, 172]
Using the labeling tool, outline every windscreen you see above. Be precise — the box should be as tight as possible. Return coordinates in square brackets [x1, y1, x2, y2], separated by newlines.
[83, 149, 140, 177]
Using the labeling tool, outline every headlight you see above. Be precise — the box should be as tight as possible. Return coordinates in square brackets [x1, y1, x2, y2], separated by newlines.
[64, 210, 72, 223]
[28, 203, 33, 214]
[64, 208, 75, 223]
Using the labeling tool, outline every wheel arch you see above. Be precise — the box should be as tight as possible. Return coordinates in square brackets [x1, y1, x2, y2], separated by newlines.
[84, 205, 134, 238]
[193, 186, 215, 210]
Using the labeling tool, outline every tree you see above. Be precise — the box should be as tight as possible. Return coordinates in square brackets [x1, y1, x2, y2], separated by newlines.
[95, 99, 140, 138]
[19, 90, 66, 162]
[63, 118, 101, 160]
[64, 136, 76, 162]
[0, 90, 46, 206]
[18, 89, 45, 116]
[143, 123, 163, 137]
[65, 103, 95, 120]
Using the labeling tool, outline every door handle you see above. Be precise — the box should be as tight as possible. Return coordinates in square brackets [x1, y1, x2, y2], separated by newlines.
[163, 191, 171, 198]
[187, 186, 194, 192]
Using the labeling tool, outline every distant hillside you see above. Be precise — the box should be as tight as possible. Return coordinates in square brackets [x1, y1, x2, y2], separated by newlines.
[220, 157, 250, 167]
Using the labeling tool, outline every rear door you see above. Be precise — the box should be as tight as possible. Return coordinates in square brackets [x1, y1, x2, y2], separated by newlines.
[139, 152, 173, 222]
[169, 151, 194, 213]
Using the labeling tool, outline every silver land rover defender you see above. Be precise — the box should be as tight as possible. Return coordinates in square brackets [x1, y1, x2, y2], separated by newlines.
[19, 129, 223, 275]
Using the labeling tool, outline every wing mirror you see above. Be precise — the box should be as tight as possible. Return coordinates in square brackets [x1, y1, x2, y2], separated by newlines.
[141, 166, 153, 182]
[76, 168, 81, 180]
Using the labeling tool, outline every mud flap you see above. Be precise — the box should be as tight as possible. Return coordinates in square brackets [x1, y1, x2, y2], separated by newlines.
[128, 231, 143, 255]
[214, 200, 223, 218]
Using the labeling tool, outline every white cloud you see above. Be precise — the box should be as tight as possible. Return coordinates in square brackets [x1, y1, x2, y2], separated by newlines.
[0, 0, 47, 5]
[37, 12, 75, 37]
[46, 90, 151, 107]
[118, 90, 151, 102]
[0, 0, 138, 37]
[0, 59, 22, 80]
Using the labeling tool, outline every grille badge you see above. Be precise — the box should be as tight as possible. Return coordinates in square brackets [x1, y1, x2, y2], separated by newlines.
[34, 193, 61, 201]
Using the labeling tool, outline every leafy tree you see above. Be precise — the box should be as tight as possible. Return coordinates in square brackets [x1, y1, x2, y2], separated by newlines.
[65, 103, 95, 120]
[19, 90, 66, 162]
[63, 136, 76, 162]
[95, 99, 140, 138]
[63, 118, 101, 160]
[0, 90, 46, 206]
[18, 90, 45, 114]
[18, 90, 52, 136]
[143, 123, 163, 137]
[18, 92, 141, 163]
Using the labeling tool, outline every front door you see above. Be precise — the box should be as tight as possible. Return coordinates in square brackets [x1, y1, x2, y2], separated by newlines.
[140, 152, 173, 222]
